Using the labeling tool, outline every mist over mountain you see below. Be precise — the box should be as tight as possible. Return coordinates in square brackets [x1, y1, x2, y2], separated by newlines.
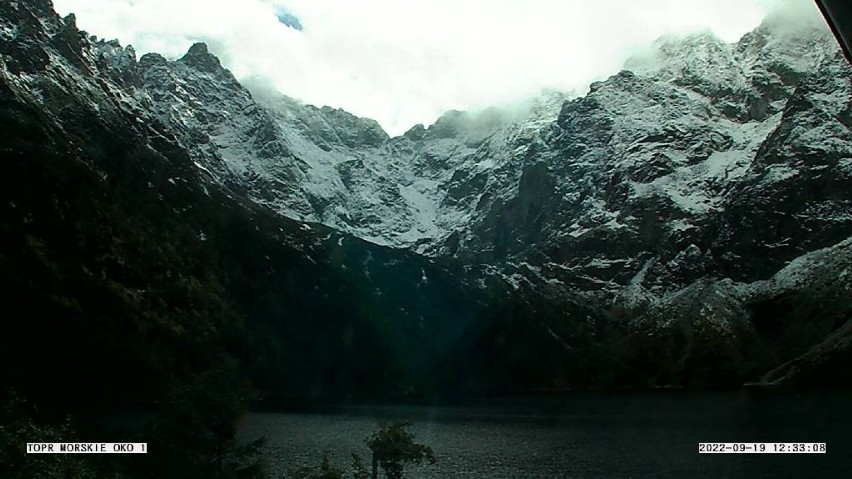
[2, 0, 851, 424]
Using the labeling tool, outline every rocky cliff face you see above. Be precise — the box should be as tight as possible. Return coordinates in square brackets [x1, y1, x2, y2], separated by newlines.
[2, 0, 851, 391]
[444, 19, 852, 387]
[0, 0, 489, 401]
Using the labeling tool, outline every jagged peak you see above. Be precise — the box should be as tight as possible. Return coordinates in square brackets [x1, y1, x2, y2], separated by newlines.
[101, 40, 137, 60]
[95, 38, 138, 82]
[739, 11, 831, 46]
[402, 123, 427, 141]
[651, 29, 729, 59]
[652, 28, 720, 45]
[314, 105, 386, 130]
[623, 29, 739, 82]
[186, 41, 210, 56]
[99, 38, 122, 48]
[178, 42, 223, 73]
[318, 105, 348, 115]
[424, 110, 468, 140]
[62, 12, 76, 26]
[138, 52, 168, 67]
[313, 106, 390, 145]
[55, 11, 82, 40]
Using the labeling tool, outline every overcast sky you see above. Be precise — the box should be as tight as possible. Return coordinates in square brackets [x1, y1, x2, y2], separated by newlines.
[54, 0, 821, 135]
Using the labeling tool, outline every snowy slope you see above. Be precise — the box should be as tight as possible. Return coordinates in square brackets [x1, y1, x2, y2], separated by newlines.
[4, 0, 852, 388]
[453, 19, 848, 299]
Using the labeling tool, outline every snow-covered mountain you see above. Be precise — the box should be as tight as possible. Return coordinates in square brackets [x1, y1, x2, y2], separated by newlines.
[2, 0, 851, 389]
[105, 12, 849, 298]
[118, 39, 571, 251]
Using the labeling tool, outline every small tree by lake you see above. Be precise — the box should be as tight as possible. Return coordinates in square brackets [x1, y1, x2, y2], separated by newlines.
[284, 422, 435, 479]
[366, 422, 436, 479]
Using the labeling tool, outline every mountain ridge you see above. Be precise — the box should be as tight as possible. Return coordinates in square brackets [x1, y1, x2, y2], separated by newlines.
[2, 0, 851, 400]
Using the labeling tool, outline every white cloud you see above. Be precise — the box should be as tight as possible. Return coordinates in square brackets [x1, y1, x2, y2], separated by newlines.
[53, 0, 819, 135]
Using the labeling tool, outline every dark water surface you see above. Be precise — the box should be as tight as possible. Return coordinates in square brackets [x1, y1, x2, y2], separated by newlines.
[238, 390, 852, 478]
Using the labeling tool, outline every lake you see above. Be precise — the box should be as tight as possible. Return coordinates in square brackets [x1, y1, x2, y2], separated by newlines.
[238, 390, 852, 478]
